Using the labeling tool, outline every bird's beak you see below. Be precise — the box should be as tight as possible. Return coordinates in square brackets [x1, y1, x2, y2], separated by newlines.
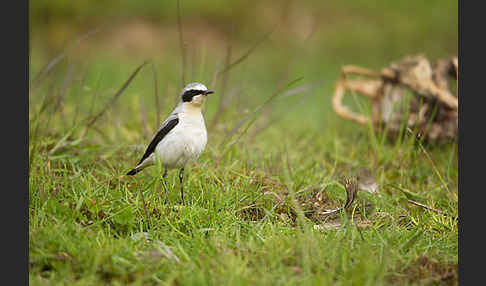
[204, 90, 214, 95]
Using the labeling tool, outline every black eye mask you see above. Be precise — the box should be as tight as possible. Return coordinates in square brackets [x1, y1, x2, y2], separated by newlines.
[182, 90, 204, 102]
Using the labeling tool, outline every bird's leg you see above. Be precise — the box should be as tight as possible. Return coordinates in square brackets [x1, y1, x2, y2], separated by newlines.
[179, 168, 185, 205]
[161, 168, 169, 204]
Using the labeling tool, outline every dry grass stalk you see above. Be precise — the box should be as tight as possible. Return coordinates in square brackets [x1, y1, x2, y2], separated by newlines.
[177, 0, 186, 88]
[320, 177, 359, 217]
[83, 61, 149, 132]
[151, 63, 161, 125]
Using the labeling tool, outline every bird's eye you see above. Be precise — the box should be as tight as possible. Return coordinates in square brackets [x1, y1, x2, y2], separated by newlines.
[182, 89, 204, 102]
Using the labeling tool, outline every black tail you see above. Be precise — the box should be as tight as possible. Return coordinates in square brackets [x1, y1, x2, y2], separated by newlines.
[126, 168, 140, 176]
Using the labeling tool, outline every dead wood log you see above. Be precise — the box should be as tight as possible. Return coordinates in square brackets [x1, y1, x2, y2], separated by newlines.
[332, 55, 458, 142]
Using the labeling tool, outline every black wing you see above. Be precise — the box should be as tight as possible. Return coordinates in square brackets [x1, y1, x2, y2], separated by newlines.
[136, 117, 179, 165]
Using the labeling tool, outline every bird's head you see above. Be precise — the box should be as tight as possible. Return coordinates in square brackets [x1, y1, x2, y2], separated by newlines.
[180, 82, 214, 108]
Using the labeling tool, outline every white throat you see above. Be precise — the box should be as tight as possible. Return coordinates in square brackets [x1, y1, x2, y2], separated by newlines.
[182, 102, 203, 116]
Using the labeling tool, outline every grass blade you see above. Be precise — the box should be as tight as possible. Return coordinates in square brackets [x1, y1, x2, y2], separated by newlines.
[217, 28, 275, 76]
[152, 63, 161, 125]
[30, 28, 100, 90]
[221, 76, 303, 149]
[84, 61, 149, 130]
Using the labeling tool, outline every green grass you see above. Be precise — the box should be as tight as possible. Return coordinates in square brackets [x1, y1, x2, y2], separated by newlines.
[29, 10, 457, 284]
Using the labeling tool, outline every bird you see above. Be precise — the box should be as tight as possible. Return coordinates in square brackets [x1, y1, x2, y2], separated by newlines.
[126, 82, 214, 204]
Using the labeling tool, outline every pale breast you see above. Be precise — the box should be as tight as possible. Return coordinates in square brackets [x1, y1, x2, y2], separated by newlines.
[155, 111, 207, 169]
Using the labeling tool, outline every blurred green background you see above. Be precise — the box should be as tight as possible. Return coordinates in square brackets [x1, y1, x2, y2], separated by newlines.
[29, 0, 458, 141]
[30, 0, 457, 61]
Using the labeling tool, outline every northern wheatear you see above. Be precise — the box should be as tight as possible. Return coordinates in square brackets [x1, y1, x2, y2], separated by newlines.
[127, 82, 214, 204]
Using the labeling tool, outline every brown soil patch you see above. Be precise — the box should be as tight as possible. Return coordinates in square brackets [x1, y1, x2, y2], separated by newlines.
[386, 255, 458, 285]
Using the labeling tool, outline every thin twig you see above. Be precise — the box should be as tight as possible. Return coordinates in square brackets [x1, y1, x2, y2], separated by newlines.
[407, 128, 453, 196]
[248, 81, 320, 141]
[217, 28, 276, 77]
[209, 59, 222, 92]
[139, 98, 150, 140]
[30, 28, 100, 90]
[151, 63, 161, 125]
[407, 199, 457, 220]
[177, 0, 186, 88]
[138, 187, 151, 229]
[220, 77, 303, 149]
[42, 81, 59, 134]
[71, 66, 89, 129]
[209, 42, 233, 128]
[407, 199, 444, 215]
[56, 65, 75, 131]
[249, 91, 314, 141]
[83, 61, 149, 131]
[54, 64, 75, 114]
